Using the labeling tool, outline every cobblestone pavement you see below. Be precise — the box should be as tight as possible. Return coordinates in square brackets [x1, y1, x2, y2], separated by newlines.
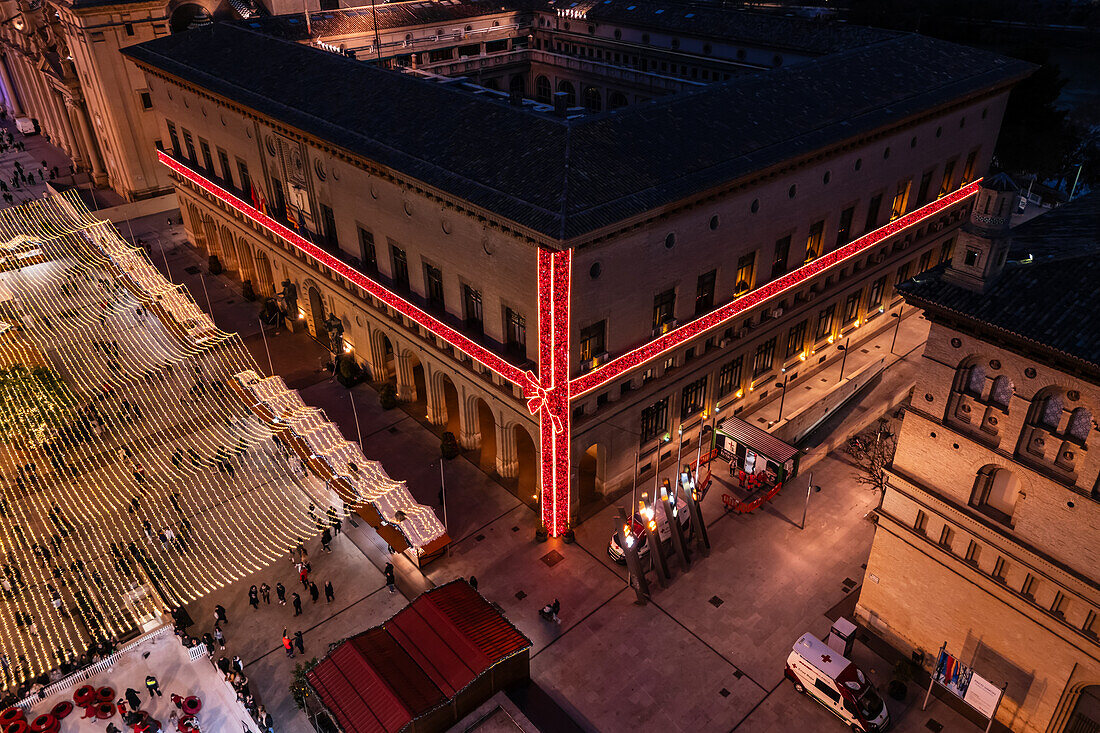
[79, 208, 986, 733]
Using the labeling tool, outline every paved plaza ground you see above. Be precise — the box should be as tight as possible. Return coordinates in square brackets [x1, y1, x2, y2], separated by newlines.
[0, 129, 990, 733]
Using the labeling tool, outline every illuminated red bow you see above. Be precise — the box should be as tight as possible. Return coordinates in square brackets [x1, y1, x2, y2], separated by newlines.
[523, 370, 564, 434]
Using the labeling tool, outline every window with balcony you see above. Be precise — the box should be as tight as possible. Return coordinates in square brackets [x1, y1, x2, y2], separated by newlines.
[695, 270, 716, 315]
[681, 376, 707, 419]
[835, 206, 855, 249]
[786, 320, 807, 358]
[424, 264, 444, 310]
[772, 235, 791, 279]
[868, 276, 886, 309]
[182, 130, 196, 162]
[938, 159, 957, 198]
[653, 289, 676, 330]
[864, 193, 883, 233]
[199, 139, 213, 172]
[735, 253, 756, 293]
[320, 204, 338, 251]
[217, 148, 232, 186]
[894, 262, 911, 288]
[390, 245, 409, 289]
[815, 304, 835, 341]
[237, 161, 251, 198]
[358, 228, 377, 271]
[640, 397, 669, 443]
[506, 308, 526, 355]
[579, 321, 606, 362]
[842, 291, 860, 324]
[717, 356, 742, 398]
[463, 285, 482, 333]
[752, 337, 776, 377]
[939, 237, 956, 264]
[961, 149, 979, 185]
[916, 169, 934, 206]
[890, 179, 912, 221]
[918, 249, 934, 272]
[804, 221, 824, 264]
[166, 121, 180, 156]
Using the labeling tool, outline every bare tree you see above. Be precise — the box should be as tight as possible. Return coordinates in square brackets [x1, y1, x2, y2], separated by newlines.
[849, 418, 897, 494]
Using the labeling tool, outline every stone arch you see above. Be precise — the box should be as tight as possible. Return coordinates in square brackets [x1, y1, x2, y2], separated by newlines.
[395, 348, 424, 404]
[577, 440, 607, 509]
[236, 236, 255, 284]
[969, 464, 1021, 525]
[608, 90, 628, 111]
[369, 329, 395, 383]
[253, 250, 275, 297]
[202, 215, 220, 259]
[468, 395, 497, 472]
[534, 75, 551, 103]
[1061, 684, 1100, 732]
[583, 86, 602, 113]
[306, 282, 325, 339]
[168, 0, 217, 33]
[509, 74, 525, 98]
[512, 422, 537, 502]
[219, 225, 239, 271]
[435, 372, 460, 437]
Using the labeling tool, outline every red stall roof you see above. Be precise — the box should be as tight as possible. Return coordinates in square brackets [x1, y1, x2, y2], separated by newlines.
[307, 580, 530, 733]
[719, 416, 800, 464]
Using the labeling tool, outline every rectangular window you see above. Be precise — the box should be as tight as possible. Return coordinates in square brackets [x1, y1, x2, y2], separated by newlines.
[814, 679, 840, 704]
[320, 203, 338, 250]
[1084, 610, 1097, 638]
[199, 139, 213, 172]
[965, 540, 981, 566]
[358, 228, 376, 271]
[463, 285, 482, 332]
[916, 169, 934, 205]
[154, 139, 163, 151]
[424, 264, 444, 310]
[579, 321, 606, 362]
[804, 221, 824, 263]
[1021, 573, 1038, 600]
[786, 320, 807, 358]
[835, 206, 855, 249]
[237, 161, 251, 197]
[653, 289, 676, 329]
[1050, 591, 1067, 618]
[735, 253, 756, 293]
[864, 193, 883, 233]
[391, 245, 409, 289]
[918, 250, 933, 272]
[506, 308, 526, 354]
[166, 121, 180, 156]
[895, 262, 911, 287]
[992, 556, 1008, 583]
[938, 159, 957, 198]
[124, 22, 135, 36]
[772, 236, 791, 279]
[868, 276, 886, 308]
[752, 337, 776, 377]
[961, 149, 979, 185]
[717, 357, 742, 397]
[182, 130, 196, 162]
[938, 525, 954, 550]
[815, 305, 835, 341]
[914, 510, 928, 535]
[695, 270, 716, 315]
[890, 179, 912, 221]
[843, 291, 860, 324]
[640, 397, 669, 443]
[217, 149, 232, 186]
[139, 91, 153, 110]
[680, 376, 707, 419]
[939, 237, 956, 264]
[270, 178, 286, 219]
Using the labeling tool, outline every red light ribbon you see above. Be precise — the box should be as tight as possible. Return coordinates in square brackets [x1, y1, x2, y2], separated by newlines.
[523, 370, 563, 434]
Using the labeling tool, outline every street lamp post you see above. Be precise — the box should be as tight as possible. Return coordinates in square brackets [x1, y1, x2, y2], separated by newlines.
[889, 311, 902, 354]
[258, 316, 274, 375]
[776, 371, 790, 422]
[838, 337, 850, 382]
[198, 272, 214, 317]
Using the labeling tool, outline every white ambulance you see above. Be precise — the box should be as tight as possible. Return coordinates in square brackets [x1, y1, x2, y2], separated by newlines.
[785, 633, 890, 731]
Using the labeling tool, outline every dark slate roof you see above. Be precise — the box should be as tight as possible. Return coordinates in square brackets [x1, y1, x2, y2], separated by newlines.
[899, 193, 1100, 370]
[244, 0, 510, 42]
[567, 0, 898, 54]
[124, 22, 1031, 241]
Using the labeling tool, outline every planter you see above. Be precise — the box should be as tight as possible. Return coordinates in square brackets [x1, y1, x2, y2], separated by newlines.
[534, 526, 548, 543]
[887, 679, 907, 701]
[563, 529, 576, 544]
[207, 255, 222, 275]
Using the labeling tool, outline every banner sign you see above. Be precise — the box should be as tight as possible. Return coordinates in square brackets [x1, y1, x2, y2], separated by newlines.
[933, 650, 1000, 719]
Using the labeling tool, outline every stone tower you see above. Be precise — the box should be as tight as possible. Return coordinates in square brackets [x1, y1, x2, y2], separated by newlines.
[942, 172, 1021, 292]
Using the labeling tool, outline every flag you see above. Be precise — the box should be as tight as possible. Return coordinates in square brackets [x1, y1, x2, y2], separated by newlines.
[286, 206, 298, 232]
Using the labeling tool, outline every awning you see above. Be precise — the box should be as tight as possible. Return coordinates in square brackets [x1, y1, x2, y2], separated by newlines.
[718, 416, 800, 464]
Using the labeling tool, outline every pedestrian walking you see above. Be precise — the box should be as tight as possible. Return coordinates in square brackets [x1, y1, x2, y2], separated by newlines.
[203, 632, 215, 657]
[258, 705, 274, 733]
[320, 527, 332, 553]
[260, 582, 271, 604]
[469, 576, 478, 592]
[281, 630, 294, 658]
[248, 585, 259, 610]
[384, 563, 396, 594]
[297, 562, 309, 588]
[309, 581, 319, 604]
[294, 630, 304, 655]
[324, 580, 334, 603]
[214, 624, 226, 650]
[124, 687, 141, 711]
[214, 603, 228, 625]
[276, 582, 286, 605]
[232, 655, 243, 674]
[292, 592, 302, 616]
[145, 674, 162, 698]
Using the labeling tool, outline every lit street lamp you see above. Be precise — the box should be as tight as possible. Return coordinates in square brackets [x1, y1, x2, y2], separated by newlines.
[837, 337, 850, 382]
[889, 311, 902, 354]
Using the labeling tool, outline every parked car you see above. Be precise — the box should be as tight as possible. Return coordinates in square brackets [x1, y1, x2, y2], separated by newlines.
[607, 492, 691, 564]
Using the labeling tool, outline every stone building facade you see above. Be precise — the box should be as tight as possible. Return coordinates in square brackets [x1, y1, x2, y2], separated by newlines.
[124, 6, 1031, 527]
[856, 187, 1100, 732]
